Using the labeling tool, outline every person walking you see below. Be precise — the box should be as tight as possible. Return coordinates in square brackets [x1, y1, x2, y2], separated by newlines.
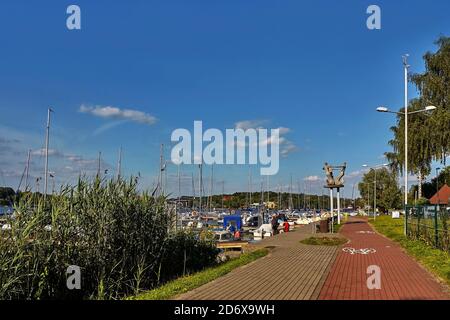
[271, 214, 279, 236]
[283, 219, 290, 233]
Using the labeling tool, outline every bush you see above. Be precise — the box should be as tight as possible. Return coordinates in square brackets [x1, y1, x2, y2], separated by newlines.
[0, 177, 218, 300]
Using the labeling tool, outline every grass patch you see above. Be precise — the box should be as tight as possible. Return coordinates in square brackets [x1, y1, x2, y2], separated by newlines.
[330, 215, 348, 233]
[370, 215, 450, 286]
[129, 248, 269, 300]
[300, 236, 347, 246]
[333, 222, 343, 233]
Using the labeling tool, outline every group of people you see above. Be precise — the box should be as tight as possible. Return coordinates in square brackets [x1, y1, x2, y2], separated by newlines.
[225, 223, 241, 240]
[271, 214, 290, 235]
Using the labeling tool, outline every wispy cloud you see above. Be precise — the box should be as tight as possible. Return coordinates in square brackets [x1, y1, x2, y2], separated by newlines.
[93, 120, 128, 136]
[304, 175, 321, 182]
[233, 120, 298, 157]
[79, 105, 157, 125]
[31, 148, 64, 157]
[234, 120, 268, 130]
[281, 142, 298, 157]
[344, 170, 368, 180]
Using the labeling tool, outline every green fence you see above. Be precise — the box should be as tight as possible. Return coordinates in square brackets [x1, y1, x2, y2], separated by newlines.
[406, 205, 450, 252]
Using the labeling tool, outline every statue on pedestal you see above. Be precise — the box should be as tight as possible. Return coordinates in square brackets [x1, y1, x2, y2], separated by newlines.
[323, 162, 346, 188]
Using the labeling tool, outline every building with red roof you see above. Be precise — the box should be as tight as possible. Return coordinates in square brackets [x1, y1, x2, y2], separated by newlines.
[429, 184, 450, 205]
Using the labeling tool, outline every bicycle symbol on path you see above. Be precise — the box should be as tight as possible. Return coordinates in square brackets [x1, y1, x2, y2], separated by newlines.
[342, 247, 376, 255]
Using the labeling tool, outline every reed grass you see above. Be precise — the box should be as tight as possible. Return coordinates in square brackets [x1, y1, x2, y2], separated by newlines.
[0, 177, 218, 299]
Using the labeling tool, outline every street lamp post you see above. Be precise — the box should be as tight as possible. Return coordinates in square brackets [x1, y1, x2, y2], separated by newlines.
[362, 164, 388, 220]
[376, 56, 437, 235]
[436, 167, 441, 206]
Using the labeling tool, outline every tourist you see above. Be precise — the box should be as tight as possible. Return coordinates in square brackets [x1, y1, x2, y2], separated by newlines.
[283, 219, 290, 233]
[271, 215, 279, 235]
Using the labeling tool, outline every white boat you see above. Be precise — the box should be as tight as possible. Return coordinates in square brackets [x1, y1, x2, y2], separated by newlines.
[251, 224, 273, 239]
[214, 230, 234, 242]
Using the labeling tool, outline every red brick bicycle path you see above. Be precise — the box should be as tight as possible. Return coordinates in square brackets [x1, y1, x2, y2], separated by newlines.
[319, 217, 449, 300]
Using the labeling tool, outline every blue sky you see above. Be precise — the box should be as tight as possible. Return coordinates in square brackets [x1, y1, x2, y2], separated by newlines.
[0, 0, 448, 198]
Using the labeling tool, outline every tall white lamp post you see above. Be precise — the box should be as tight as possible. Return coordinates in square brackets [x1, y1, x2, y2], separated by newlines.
[377, 55, 436, 234]
[362, 164, 388, 220]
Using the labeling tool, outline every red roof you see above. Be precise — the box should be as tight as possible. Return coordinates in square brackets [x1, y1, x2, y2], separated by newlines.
[429, 184, 450, 205]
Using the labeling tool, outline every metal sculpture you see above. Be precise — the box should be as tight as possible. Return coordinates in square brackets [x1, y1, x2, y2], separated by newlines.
[323, 162, 346, 188]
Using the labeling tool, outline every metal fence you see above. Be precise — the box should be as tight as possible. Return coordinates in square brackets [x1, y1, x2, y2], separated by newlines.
[406, 205, 450, 252]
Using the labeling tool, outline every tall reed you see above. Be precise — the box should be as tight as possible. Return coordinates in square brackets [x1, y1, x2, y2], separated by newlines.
[0, 177, 218, 299]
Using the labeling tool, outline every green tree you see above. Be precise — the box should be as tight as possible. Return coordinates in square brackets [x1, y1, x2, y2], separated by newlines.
[411, 36, 450, 165]
[0, 187, 15, 206]
[385, 36, 450, 198]
[385, 98, 434, 197]
[358, 168, 402, 212]
[411, 165, 450, 199]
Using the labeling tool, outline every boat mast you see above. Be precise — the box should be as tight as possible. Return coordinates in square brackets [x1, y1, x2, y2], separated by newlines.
[246, 169, 249, 208]
[277, 183, 280, 209]
[279, 184, 283, 209]
[249, 169, 252, 206]
[97, 151, 102, 177]
[303, 182, 306, 210]
[191, 172, 196, 210]
[117, 147, 122, 180]
[289, 174, 293, 210]
[209, 164, 214, 212]
[260, 179, 264, 205]
[221, 180, 225, 209]
[198, 163, 203, 213]
[43, 108, 53, 199]
[177, 164, 181, 231]
[158, 144, 164, 196]
[25, 149, 31, 191]
[260, 179, 264, 225]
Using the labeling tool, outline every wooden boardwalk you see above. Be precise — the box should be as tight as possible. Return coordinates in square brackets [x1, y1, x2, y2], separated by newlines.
[319, 217, 450, 300]
[176, 224, 339, 300]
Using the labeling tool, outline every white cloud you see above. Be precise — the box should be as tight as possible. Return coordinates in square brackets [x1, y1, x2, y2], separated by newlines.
[304, 175, 321, 182]
[79, 105, 157, 125]
[93, 120, 128, 136]
[234, 120, 268, 130]
[31, 148, 63, 157]
[281, 142, 298, 157]
[278, 127, 291, 135]
[233, 120, 298, 157]
[348, 170, 367, 178]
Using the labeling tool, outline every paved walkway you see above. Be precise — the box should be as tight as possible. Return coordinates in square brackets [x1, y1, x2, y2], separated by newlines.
[319, 217, 450, 300]
[176, 224, 339, 300]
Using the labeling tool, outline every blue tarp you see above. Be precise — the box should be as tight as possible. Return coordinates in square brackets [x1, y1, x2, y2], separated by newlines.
[223, 215, 242, 231]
